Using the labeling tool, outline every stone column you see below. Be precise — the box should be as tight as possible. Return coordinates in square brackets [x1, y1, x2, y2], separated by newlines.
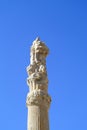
[26, 37, 51, 130]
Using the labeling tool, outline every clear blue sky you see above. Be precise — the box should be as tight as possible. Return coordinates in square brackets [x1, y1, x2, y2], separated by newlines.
[0, 0, 87, 130]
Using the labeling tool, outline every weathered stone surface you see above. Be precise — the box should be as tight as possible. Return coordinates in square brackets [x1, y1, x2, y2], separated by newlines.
[26, 90, 51, 108]
[26, 37, 51, 130]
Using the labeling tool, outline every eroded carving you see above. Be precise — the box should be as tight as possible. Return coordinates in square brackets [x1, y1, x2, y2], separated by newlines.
[26, 37, 51, 107]
[26, 90, 51, 108]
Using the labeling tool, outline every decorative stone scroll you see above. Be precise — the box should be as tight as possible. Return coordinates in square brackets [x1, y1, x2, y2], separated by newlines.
[26, 37, 51, 108]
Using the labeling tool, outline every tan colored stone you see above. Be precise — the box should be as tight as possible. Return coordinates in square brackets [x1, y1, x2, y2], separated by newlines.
[26, 37, 51, 130]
